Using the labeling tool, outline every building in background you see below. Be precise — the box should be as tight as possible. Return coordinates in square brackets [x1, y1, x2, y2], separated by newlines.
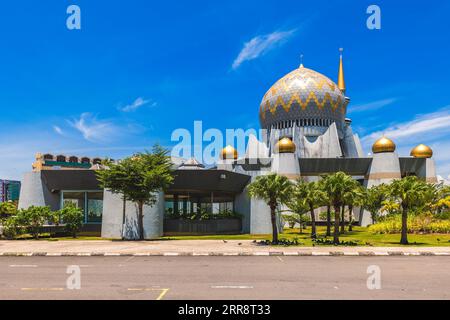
[0, 180, 21, 202]
[18, 50, 439, 238]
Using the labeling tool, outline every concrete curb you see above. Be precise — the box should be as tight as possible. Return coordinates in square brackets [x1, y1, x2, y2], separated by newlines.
[1, 251, 449, 257]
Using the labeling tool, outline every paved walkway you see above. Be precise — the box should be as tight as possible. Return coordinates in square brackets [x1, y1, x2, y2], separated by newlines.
[1, 240, 450, 256]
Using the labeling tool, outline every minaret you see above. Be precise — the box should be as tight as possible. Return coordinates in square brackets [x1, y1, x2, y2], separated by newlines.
[338, 48, 346, 94]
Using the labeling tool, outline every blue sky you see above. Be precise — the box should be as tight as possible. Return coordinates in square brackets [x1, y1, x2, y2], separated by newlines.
[0, 0, 449, 180]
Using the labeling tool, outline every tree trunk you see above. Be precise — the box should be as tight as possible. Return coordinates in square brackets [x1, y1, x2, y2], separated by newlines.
[333, 205, 340, 244]
[137, 201, 144, 240]
[270, 204, 278, 243]
[340, 205, 345, 234]
[309, 204, 316, 239]
[326, 205, 331, 237]
[400, 205, 409, 245]
[348, 205, 353, 232]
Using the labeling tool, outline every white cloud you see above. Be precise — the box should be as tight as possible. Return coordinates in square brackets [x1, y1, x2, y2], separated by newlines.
[68, 113, 119, 142]
[348, 97, 397, 113]
[361, 106, 450, 178]
[232, 29, 296, 70]
[119, 97, 156, 112]
[361, 106, 450, 144]
[53, 125, 64, 135]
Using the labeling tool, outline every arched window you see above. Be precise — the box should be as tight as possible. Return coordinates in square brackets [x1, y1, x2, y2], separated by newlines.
[93, 158, 102, 165]
[81, 157, 91, 164]
[56, 155, 66, 162]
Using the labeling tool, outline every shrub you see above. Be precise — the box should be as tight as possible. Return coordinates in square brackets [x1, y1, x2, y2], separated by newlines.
[2, 216, 22, 239]
[59, 205, 84, 238]
[368, 214, 450, 234]
[16, 206, 51, 239]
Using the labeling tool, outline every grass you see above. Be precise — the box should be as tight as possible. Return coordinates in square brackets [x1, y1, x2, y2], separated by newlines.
[162, 226, 450, 247]
[4, 227, 450, 246]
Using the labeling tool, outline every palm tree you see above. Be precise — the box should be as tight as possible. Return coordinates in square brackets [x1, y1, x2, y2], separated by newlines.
[248, 173, 293, 243]
[322, 172, 355, 244]
[343, 181, 365, 232]
[363, 184, 388, 224]
[318, 178, 332, 236]
[293, 180, 326, 239]
[284, 198, 309, 234]
[389, 176, 432, 245]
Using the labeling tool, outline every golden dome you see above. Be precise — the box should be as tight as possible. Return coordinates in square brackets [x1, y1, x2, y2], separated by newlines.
[372, 137, 396, 154]
[259, 65, 347, 130]
[220, 145, 238, 160]
[410, 144, 433, 158]
[275, 137, 296, 153]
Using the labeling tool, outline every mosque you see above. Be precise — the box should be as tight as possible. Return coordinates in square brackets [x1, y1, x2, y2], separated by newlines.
[17, 50, 438, 239]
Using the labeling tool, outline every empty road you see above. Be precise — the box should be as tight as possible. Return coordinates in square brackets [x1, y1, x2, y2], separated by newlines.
[0, 256, 449, 299]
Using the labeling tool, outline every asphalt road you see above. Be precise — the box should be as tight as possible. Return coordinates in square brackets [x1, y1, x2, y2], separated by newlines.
[0, 256, 449, 300]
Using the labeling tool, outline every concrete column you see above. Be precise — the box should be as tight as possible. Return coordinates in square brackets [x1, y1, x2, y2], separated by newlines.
[18, 171, 59, 211]
[101, 190, 165, 239]
[361, 152, 401, 226]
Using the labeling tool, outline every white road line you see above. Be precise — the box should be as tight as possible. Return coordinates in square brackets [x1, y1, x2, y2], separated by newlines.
[163, 252, 180, 256]
[9, 265, 38, 268]
[276, 256, 284, 262]
[211, 286, 254, 289]
[21, 288, 64, 291]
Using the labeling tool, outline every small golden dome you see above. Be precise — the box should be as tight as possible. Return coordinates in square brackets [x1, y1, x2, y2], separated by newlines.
[372, 137, 396, 154]
[220, 145, 238, 160]
[275, 137, 296, 153]
[410, 144, 433, 158]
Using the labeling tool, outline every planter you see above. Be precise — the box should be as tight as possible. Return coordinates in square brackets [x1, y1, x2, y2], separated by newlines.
[164, 218, 242, 235]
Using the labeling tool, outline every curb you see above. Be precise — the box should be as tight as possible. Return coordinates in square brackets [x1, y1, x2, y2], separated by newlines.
[0, 251, 448, 257]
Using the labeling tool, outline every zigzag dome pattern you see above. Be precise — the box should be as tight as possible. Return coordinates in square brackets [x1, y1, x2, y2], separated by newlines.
[259, 65, 347, 130]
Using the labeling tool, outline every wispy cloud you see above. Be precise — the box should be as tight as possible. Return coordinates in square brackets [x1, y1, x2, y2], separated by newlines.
[119, 97, 156, 112]
[349, 97, 398, 113]
[68, 113, 119, 142]
[362, 106, 450, 144]
[232, 29, 296, 70]
[53, 125, 64, 135]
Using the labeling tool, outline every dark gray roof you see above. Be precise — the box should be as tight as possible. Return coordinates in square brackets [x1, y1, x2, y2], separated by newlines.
[167, 170, 250, 194]
[399, 157, 426, 175]
[299, 158, 373, 176]
[41, 170, 101, 191]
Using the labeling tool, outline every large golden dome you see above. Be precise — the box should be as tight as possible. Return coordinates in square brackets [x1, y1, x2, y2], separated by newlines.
[274, 137, 296, 153]
[259, 65, 347, 130]
[220, 145, 238, 160]
[372, 137, 396, 154]
[410, 144, 433, 158]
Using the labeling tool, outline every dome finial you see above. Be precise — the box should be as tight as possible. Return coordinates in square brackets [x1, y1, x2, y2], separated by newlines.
[338, 48, 346, 93]
[299, 53, 304, 68]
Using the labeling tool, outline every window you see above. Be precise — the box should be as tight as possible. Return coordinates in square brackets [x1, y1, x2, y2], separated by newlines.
[87, 192, 103, 223]
[61, 191, 103, 224]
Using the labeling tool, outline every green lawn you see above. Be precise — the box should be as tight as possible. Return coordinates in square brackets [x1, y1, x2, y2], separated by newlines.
[162, 226, 450, 247]
[6, 227, 450, 246]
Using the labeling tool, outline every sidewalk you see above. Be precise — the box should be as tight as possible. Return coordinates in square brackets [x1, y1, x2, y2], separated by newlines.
[1, 240, 450, 256]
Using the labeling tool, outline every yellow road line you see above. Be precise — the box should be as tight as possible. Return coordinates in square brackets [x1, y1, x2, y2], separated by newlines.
[127, 288, 170, 300]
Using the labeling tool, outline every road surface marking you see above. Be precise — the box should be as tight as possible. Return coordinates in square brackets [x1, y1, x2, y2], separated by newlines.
[163, 252, 180, 256]
[21, 288, 64, 291]
[276, 256, 284, 262]
[127, 288, 170, 300]
[9, 265, 37, 268]
[211, 286, 254, 289]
